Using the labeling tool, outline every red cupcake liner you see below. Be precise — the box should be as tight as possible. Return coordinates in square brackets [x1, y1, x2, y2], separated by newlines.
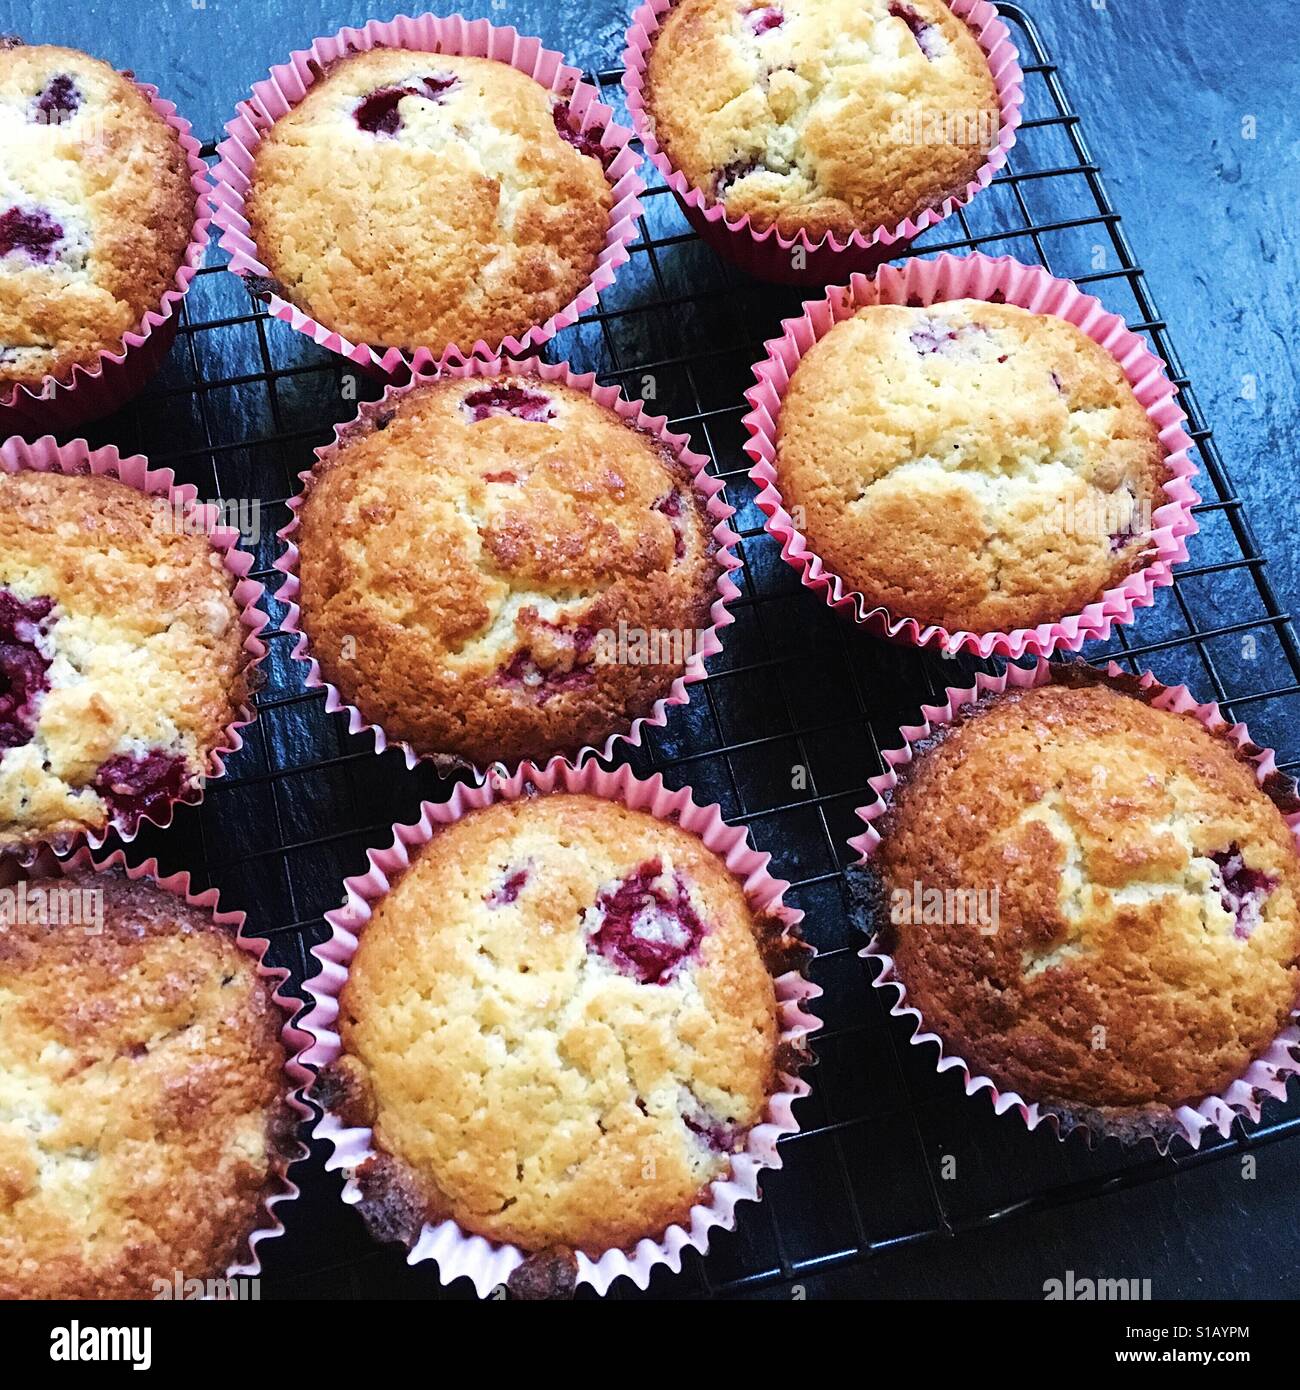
[0, 76, 211, 437]
[742, 251, 1201, 658]
[0, 843, 312, 1287]
[273, 354, 741, 778]
[212, 12, 644, 374]
[300, 755, 821, 1296]
[622, 0, 1023, 286]
[848, 658, 1300, 1152]
[0, 436, 268, 857]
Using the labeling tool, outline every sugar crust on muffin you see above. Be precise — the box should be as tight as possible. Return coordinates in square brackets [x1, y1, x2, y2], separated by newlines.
[0, 40, 193, 393]
[245, 49, 615, 352]
[644, 0, 999, 238]
[318, 793, 808, 1255]
[775, 300, 1168, 633]
[294, 376, 719, 767]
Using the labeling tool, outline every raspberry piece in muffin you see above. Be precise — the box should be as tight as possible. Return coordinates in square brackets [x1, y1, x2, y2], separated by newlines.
[860, 670, 1300, 1123]
[317, 794, 808, 1256]
[293, 376, 720, 768]
[0, 869, 294, 1299]
[775, 300, 1170, 634]
[0, 470, 251, 852]
[0, 40, 194, 396]
[245, 50, 615, 354]
[644, 0, 1000, 239]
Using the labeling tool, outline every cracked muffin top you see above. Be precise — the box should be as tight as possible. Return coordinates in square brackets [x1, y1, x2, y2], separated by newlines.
[864, 673, 1300, 1118]
[0, 39, 194, 395]
[644, 0, 999, 239]
[0, 869, 293, 1299]
[775, 299, 1168, 634]
[318, 793, 807, 1256]
[0, 469, 249, 853]
[293, 376, 719, 768]
[245, 49, 615, 354]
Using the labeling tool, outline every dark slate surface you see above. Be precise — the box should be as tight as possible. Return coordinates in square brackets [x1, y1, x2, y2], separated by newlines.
[5, 0, 1299, 1301]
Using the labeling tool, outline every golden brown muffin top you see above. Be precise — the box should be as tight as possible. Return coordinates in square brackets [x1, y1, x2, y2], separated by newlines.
[0, 470, 249, 852]
[0, 870, 291, 1299]
[0, 41, 194, 392]
[320, 794, 802, 1255]
[645, 0, 999, 238]
[246, 50, 614, 353]
[295, 376, 718, 767]
[868, 675, 1300, 1117]
[776, 300, 1168, 634]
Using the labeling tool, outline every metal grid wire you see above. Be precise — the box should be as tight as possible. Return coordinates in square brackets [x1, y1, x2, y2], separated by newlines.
[67, 3, 1300, 1298]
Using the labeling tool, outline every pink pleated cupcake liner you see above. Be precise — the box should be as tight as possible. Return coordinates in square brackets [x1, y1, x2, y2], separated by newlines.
[743, 251, 1202, 658]
[0, 436, 268, 858]
[0, 74, 211, 437]
[273, 353, 742, 778]
[0, 843, 312, 1284]
[300, 756, 821, 1296]
[623, 0, 1023, 286]
[212, 12, 645, 375]
[849, 658, 1300, 1152]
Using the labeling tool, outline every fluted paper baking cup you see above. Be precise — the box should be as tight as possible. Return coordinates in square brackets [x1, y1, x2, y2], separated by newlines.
[273, 353, 741, 778]
[0, 843, 312, 1285]
[848, 659, 1300, 1151]
[0, 436, 268, 857]
[743, 251, 1201, 658]
[0, 71, 211, 437]
[212, 12, 644, 374]
[300, 756, 821, 1296]
[622, 0, 1023, 286]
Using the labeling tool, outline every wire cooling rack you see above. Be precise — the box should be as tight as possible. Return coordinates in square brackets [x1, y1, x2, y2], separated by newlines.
[65, 3, 1300, 1299]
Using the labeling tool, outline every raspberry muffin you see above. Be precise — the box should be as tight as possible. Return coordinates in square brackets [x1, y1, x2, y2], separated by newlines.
[859, 668, 1300, 1130]
[643, 0, 999, 239]
[244, 49, 615, 354]
[316, 793, 808, 1260]
[0, 868, 294, 1299]
[0, 38, 194, 399]
[0, 469, 250, 852]
[291, 375, 719, 768]
[776, 300, 1168, 634]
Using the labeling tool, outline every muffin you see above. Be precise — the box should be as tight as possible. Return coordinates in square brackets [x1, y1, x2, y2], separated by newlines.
[316, 792, 807, 1259]
[859, 668, 1300, 1127]
[643, 0, 1000, 239]
[775, 299, 1168, 634]
[0, 868, 294, 1299]
[292, 375, 719, 767]
[0, 469, 250, 851]
[0, 38, 194, 398]
[244, 49, 615, 354]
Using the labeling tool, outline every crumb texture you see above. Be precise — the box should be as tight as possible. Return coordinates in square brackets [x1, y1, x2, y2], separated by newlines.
[776, 301, 1167, 633]
[645, 0, 999, 237]
[247, 50, 614, 352]
[0, 470, 247, 851]
[0, 42, 193, 391]
[873, 681, 1300, 1109]
[296, 376, 718, 767]
[0, 871, 288, 1299]
[333, 794, 779, 1254]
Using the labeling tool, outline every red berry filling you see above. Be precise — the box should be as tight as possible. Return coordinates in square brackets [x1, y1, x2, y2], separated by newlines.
[683, 1103, 742, 1154]
[0, 589, 54, 753]
[653, 489, 688, 561]
[92, 750, 191, 828]
[551, 101, 612, 168]
[715, 158, 763, 197]
[462, 384, 555, 423]
[0, 206, 63, 263]
[889, 3, 943, 59]
[1209, 844, 1277, 940]
[484, 863, 531, 908]
[495, 649, 596, 703]
[745, 5, 785, 35]
[585, 858, 707, 984]
[909, 317, 987, 356]
[33, 73, 81, 120]
[354, 74, 459, 136]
